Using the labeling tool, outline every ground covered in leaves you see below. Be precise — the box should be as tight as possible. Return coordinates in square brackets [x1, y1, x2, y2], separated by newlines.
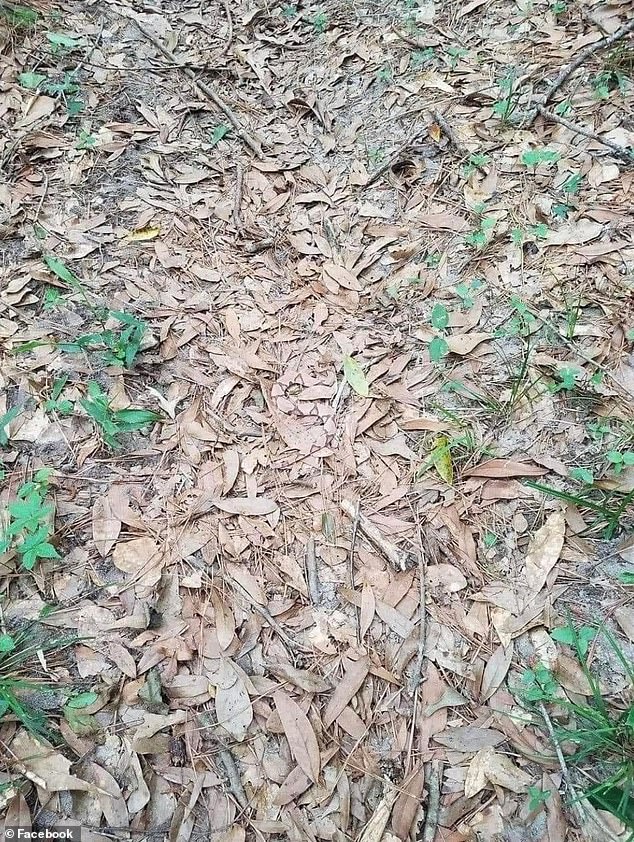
[1, 0, 634, 839]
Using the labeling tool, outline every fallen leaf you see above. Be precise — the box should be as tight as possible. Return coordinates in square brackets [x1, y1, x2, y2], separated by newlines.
[125, 226, 160, 242]
[92, 493, 120, 557]
[434, 726, 505, 752]
[465, 747, 532, 797]
[11, 731, 97, 792]
[214, 664, 253, 742]
[343, 355, 369, 397]
[464, 459, 548, 478]
[212, 497, 278, 516]
[445, 332, 492, 355]
[274, 690, 321, 783]
[480, 643, 513, 701]
[523, 511, 565, 595]
[323, 656, 370, 728]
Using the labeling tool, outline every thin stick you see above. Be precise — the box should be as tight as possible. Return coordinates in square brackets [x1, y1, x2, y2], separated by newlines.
[305, 535, 321, 606]
[233, 162, 245, 233]
[390, 24, 439, 50]
[431, 109, 467, 155]
[217, 746, 248, 809]
[222, 0, 234, 55]
[542, 18, 634, 107]
[536, 106, 633, 165]
[341, 499, 409, 571]
[421, 759, 442, 842]
[408, 537, 427, 695]
[538, 702, 588, 828]
[229, 576, 308, 653]
[118, 11, 264, 157]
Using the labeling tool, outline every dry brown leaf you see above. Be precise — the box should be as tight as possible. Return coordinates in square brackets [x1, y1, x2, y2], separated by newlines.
[92, 493, 120, 557]
[480, 643, 514, 702]
[523, 510, 565, 596]
[391, 767, 424, 840]
[214, 662, 253, 741]
[360, 583, 376, 639]
[434, 726, 505, 752]
[444, 332, 492, 355]
[323, 655, 370, 728]
[358, 786, 399, 842]
[464, 747, 532, 797]
[266, 662, 331, 693]
[112, 537, 165, 597]
[212, 496, 278, 515]
[464, 459, 548, 478]
[11, 731, 98, 793]
[274, 690, 321, 783]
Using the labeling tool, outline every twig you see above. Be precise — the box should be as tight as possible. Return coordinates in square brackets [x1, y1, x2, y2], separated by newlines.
[305, 535, 321, 606]
[408, 536, 427, 695]
[525, 17, 634, 125]
[422, 759, 443, 842]
[340, 499, 409, 571]
[117, 10, 264, 157]
[217, 746, 248, 810]
[536, 106, 633, 165]
[431, 109, 467, 156]
[390, 24, 441, 50]
[233, 162, 245, 233]
[228, 575, 309, 653]
[222, 0, 234, 55]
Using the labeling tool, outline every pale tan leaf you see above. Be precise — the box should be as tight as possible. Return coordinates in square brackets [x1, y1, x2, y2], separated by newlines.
[464, 459, 548, 478]
[358, 786, 399, 842]
[11, 731, 97, 792]
[112, 537, 165, 597]
[465, 747, 532, 797]
[4, 793, 31, 831]
[215, 669, 253, 742]
[274, 690, 320, 783]
[434, 726, 505, 752]
[212, 590, 235, 650]
[266, 662, 330, 693]
[480, 643, 514, 701]
[92, 493, 120, 557]
[391, 766, 424, 841]
[211, 496, 278, 516]
[427, 563, 467, 592]
[359, 583, 375, 639]
[323, 656, 370, 728]
[444, 332, 492, 355]
[523, 511, 565, 595]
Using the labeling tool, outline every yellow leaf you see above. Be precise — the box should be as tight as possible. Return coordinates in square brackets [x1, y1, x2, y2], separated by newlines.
[429, 123, 442, 142]
[343, 355, 369, 397]
[125, 227, 160, 242]
[431, 436, 453, 485]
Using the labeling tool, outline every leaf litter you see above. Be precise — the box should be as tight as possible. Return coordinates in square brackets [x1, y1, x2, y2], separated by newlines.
[1, 0, 634, 840]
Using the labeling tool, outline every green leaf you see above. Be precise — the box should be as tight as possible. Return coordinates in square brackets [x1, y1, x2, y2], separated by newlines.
[19, 72, 47, 89]
[46, 32, 81, 49]
[530, 223, 549, 239]
[429, 336, 449, 363]
[343, 356, 369, 397]
[66, 691, 98, 709]
[43, 255, 80, 286]
[0, 634, 16, 653]
[619, 572, 634, 585]
[520, 148, 561, 167]
[0, 406, 22, 447]
[431, 303, 449, 330]
[552, 202, 570, 220]
[562, 172, 582, 194]
[570, 467, 594, 485]
[209, 124, 230, 147]
[430, 436, 453, 485]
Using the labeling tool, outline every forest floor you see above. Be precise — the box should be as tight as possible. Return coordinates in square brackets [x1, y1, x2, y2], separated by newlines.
[0, 0, 633, 840]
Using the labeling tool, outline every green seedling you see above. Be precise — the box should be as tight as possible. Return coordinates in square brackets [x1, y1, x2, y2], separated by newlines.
[495, 296, 536, 338]
[464, 214, 496, 249]
[45, 376, 74, 416]
[483, 531, 498, 548]
[551, 366, 579, 392]
[281, 4, 297, 18]
[76, 130, 96, 150]
[552, 202, 570, 220]
[443, 45, 467, 70]
[520, 148, 561, 167]
[570, 467, 594, 485]
[42, 286, 64, 309]
[63, 691, 99, 736]
[19, 70, 83, 116]
[519, 621, 634, 830]
[454, 278, 484, 309]
[80, 382, 161, 449]
[428, 302, 450, 363]
[46, 31, 82, 52]
[376, 65, 393, 83]
[424, 251, 441, 268]
[210, 124, 230, 147]
[1, 4, 38, 26]
[493, 68, 521, 123]
[410, 47, 436, 68]
[0, 469, 59, 570]
[592, 69, 628, 100]
[554, 99, 572, 116]
[368, 147, 385, 166]
[312, 10, 328, 33]
[550, 0, 566, 15]
[0, 407, 22, 447]
[606, 450, 634, 475]
[461, 153, 490, 177]
[527, 786, 552, 811]
[60, 310, 147, 369]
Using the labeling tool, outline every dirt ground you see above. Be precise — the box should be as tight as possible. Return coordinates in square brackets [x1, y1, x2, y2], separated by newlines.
[1, 0, 633, 840]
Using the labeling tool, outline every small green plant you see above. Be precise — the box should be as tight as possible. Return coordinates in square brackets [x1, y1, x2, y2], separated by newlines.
[424, 251, 441, 269]
[554, 99, 572, 116]
[46, 31, 82, 53]
[368, 147, 385, 166]
[606, 450, 634, 475]
[443, 45, 467, 70]
[519, 622, 634, 831]
[521, 148, 561, 167]
[45, 376, 74, 416]
[376, 65, 393, 84]
[428, 302, 450, 363]
[551, 366, 579, 392]
[60, 310, 148, 369]
[281, 4, 297, 18]
[454, 278, 484, 309]
[76, 129, 96, 150]
[19, 69, 84, 116]
[493, 68, 521, 123]
[42, 286, 64, 309]
[0, 469, 59, 571]
[0, 407, 22, 447]
[570, 467, 594, 485]
[461, 153, 490, 177]
[410, 47, 436, 68]
[483, 531, 498, 548]
[550, 0, 566, 15]
[495, 296, 535, 338]
[80, 382, 161, 449]
[464, 214, 496, 249]
[311, 10, 328, 33]
[210, 124, 230, 147]
[592, 69, 628, 100]
[527, 786, 552, 811]
[1, 4, 38, 26]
